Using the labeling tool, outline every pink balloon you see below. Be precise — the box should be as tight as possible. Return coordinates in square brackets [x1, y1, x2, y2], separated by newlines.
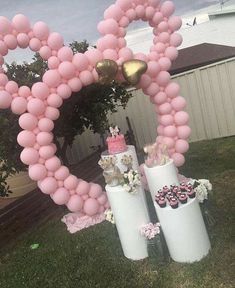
[33, 21, 50, 40]
[97, 19, 119, 35]
[160, 1, 175, 17]
[168, 16, 182, 31]
[18, 86, 31, 98]
[100, 34, 118, 50]
[147, 61, 161, 78]
[54, 166, 70, 181]
[97, 194, 108, 205]
[64, 175, 79, 190]
[47, 32, 63, 50]
[27, 98, 45, 116]
[28, 164, 47, 181]
[36, 132, 53, 146]
[145, 82, 160, 97]
[158, 57, 172, 71]
[20, 147, 39, 165]
[148, 51, 159, 61]
[103, 49, 118, 61]
[156, 71, 171, 87]
[172, 153, 185, 167]
[12, 14, 30, 33]
[136, 5, 145, 19]
[19, 113, 38, 130]
[72, 53, 89, 71]
[175, 139, 189, 153]
[67, 77, 82, 92]
[158, 102, 172, 114]
[0, 40, 8, 56]
[162, 136, 175, 149]
[43, 70, 61, 87]
[85, 49, 103, 66]
[145, 6, 155, 19]
[153, 91, 167, 105]
[0, 74, 8, 86]
[45, 156, 61, 172]
[139, 75, 152, 89]
[11, 97, 27, 115]
[116, 0, 133, 11]
[170, 33, 183, 47]
[0, 16, 12, 35]
[157, 125, 164, 135]
[17, 130, 36, 147]
[38, 118, 54, 132]
[79, 70, 94, 86]
[83, 198, 100, 216]
[53, 188, 70, 205]
[177, 125, 191, 139]
[76, 181, 90, 195]
[89, 183, 103, 198]
[48, 56, 60, 69]
[67, 195, 84, 212]
[58, 61, 75, 79]
[4, 34, 17, 50]
[56, 84, 72, 99]
[17, 33, 29, 48]
[152, 12, 163, 25]
[58, 46, 73, 61]
[174, 111, 189, 125]
[165, 46, 178, 61]
[160, 114, 174, 126]
[157, 21, 169, 33]
[0, 91, 12, 108]
[158, 32, 170, 43]
[171, 96, 186, 111]
[118, 47, 133, 61]
[5, 81, 18, 93]
[39, 177, 58, 194]
[39, 46, 52, 60]
[29, 38, 41, 51]
[165, 82, 180, 98]
[104, 4, 124, 21]
[47, 93, 63, 108]
[45, 107, 60, 120]
[31, 82, 50, 100]
[164, 125, 177, 137]
[39, 145, 55, 159]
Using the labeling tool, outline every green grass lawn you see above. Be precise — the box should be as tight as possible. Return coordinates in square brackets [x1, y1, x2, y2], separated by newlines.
[0, 137, 235, 288]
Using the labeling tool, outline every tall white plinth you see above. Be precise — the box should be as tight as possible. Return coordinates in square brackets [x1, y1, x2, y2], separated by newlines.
[154, 198, 211, 263]
[144, 159, 179, 202]
[106, 184, 149, 260]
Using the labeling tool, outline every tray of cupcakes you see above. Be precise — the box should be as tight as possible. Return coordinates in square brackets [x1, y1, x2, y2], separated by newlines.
[155, 182, 196, 209]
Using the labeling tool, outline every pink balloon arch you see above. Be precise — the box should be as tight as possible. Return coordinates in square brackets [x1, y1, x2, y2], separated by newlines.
[0, 0, 191, 216]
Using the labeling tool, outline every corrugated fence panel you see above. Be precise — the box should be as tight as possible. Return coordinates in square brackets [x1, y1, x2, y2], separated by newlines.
[66, 58, 235, 163]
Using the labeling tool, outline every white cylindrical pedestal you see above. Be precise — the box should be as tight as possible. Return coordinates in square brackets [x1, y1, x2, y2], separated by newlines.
[106, 185, 149, 260]
[154, 198, 211, 263]
[144, 159, 179, 202]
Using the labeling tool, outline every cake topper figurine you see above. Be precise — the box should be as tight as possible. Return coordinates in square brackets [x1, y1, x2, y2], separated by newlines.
[144, 143, 170, 168]
[109, 125, 119, 137]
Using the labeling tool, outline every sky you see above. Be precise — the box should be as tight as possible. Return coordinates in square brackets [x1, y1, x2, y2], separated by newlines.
[0, 0, 232, 62]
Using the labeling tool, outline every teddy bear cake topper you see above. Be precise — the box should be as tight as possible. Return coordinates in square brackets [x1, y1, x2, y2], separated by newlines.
[0, 0, 191, 214]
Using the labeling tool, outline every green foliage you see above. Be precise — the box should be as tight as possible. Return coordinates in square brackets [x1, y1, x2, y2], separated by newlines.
[0, 40, 133, 195]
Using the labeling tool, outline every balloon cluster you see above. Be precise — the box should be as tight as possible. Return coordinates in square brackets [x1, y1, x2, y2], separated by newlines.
[0, 0, 190, 214]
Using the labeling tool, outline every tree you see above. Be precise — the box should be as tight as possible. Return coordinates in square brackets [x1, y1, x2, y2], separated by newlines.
[4, 41, 133, 166]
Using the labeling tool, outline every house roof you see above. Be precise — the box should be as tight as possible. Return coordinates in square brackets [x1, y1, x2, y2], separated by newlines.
[170, 43, 235, 75]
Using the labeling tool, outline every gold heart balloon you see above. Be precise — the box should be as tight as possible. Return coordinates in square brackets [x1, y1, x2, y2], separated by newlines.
[122, 60, 147, 85]
[95, 59, 118, 84]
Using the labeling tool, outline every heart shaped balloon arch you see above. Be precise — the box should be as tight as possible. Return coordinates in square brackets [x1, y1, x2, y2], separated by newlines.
[0, 0, 191, 217]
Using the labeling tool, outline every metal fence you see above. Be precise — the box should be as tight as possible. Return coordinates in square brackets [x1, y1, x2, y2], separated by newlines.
[66, 57, 235, 164]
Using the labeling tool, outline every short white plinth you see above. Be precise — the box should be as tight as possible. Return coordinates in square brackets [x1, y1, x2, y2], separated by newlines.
[106, 184, 149, 260]
[154, 198, 211, 263]
[144, 159, 179, 202]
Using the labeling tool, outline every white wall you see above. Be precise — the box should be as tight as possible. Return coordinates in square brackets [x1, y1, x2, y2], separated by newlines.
[66, 57, 235, 163]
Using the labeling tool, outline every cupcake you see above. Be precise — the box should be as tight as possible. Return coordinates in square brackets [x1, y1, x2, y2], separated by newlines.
[187, 189, 196, 198]
[180, 182, 187, 192]
[155, 193, 161, 202]
[170, 197, 179, 209]
[158, 196, 166, 208]
[185, 183, 193, 192]
[178, 193, 188, 204]
[172, 185, 181, 194]
[162, 185, 170, 195]
[167, 191, 174, 200]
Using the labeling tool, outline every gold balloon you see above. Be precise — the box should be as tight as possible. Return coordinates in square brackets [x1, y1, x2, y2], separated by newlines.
[122, 60, 147, 85]
[95, 59, 118, 84]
